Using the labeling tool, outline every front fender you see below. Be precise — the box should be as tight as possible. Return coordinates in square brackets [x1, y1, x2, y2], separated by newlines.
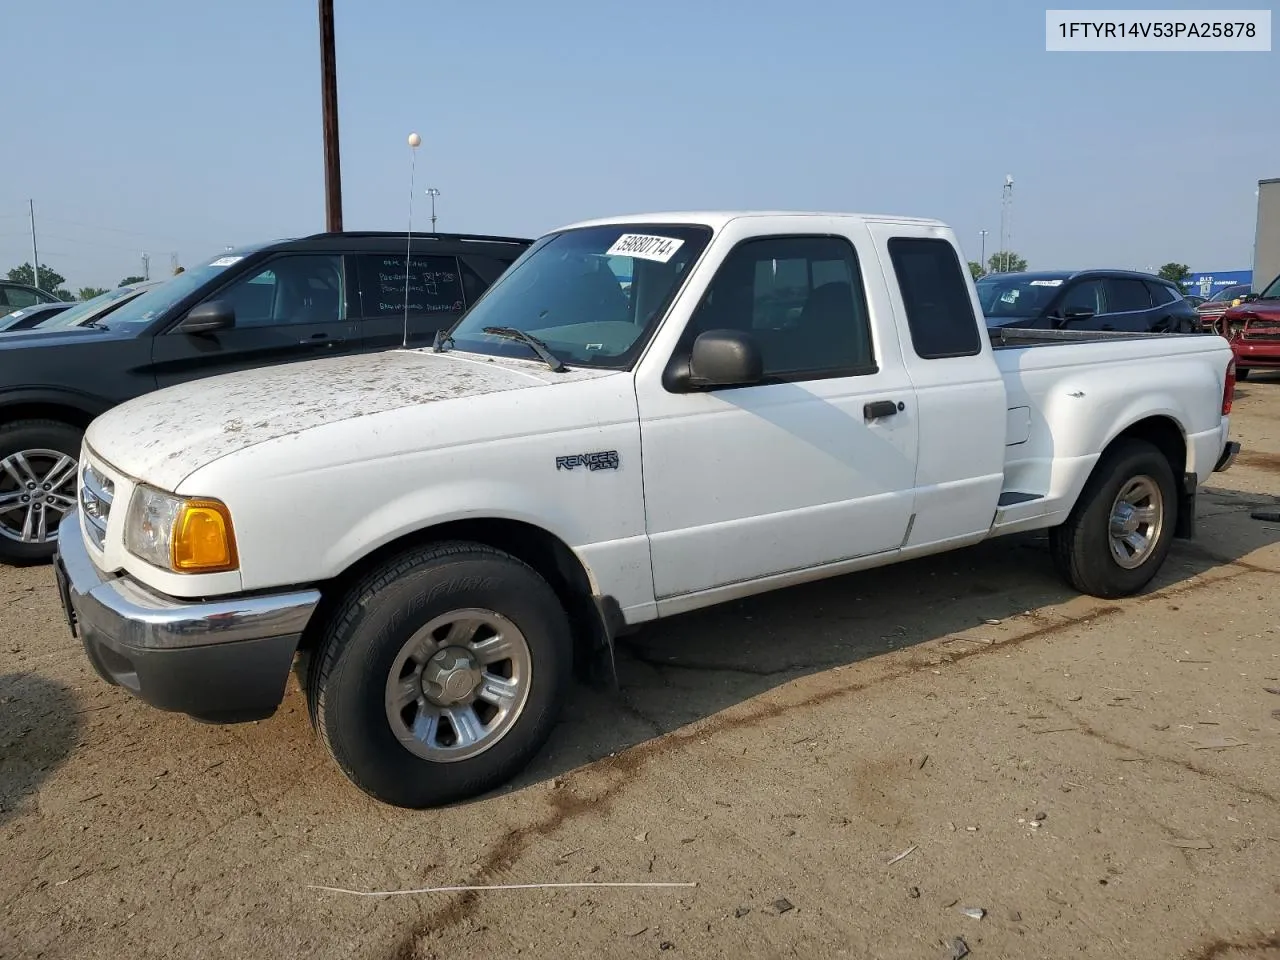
[322, 477, 601, 590]
[0, 386, 108, 420]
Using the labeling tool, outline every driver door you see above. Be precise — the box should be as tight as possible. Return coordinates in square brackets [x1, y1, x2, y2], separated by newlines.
[151, 254, 360, 388]
[1055, 278, 1108, 329]
[636, 229, 919, 601]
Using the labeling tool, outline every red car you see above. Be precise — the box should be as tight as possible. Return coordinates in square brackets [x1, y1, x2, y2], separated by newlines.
[1196, 282, 1253, 330]
[1219, 272, 1280, 378]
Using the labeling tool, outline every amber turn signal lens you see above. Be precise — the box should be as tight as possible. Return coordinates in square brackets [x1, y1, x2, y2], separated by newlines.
[172, 499, 238, 573]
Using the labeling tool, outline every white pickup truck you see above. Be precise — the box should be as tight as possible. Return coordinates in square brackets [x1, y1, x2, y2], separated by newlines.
[55, 211, 1241, 808]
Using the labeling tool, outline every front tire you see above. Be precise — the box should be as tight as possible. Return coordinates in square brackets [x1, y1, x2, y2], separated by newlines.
[1236, 367, 1251, 381]
[307, 541, 572, 808]
[0, 419, 83, 565]
[1049, 439, 1177, 599]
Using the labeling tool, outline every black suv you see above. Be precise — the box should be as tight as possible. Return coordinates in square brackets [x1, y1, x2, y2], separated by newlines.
[975, 269, 1200, 334]
[0, 281, 63, 311]
[0, 231, 531, 563]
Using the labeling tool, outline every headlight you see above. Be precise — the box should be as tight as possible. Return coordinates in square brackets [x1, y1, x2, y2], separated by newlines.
[124, 485, 238, 573]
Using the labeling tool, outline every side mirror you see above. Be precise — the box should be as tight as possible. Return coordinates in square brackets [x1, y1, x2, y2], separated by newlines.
[1240, 293, 1259, 303]
[179, 300, 235, 335]
[663, 329, 764, 392]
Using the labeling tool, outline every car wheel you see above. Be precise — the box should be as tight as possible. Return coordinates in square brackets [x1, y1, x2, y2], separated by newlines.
[0, 419, 82, 565]
[307, 540, 573, 808]
[1049, 438, 1177, 599]
[1236, 367, 1251, 381]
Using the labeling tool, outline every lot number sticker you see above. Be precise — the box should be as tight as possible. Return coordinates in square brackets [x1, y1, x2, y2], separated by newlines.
[209, 255, 243, 267]
[1029, 279, 1063, 286]
[606, 233, 685, 263]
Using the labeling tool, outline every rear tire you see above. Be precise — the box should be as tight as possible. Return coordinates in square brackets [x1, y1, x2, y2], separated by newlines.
[1049, 438, 1177, 599]
[307, 541, 573, 808]
[0, 419, 83, 565]
[1236, 367, 1251, 381]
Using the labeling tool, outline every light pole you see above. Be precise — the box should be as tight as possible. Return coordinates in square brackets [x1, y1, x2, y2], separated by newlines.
[998, 174, 1014, 272]
[319, 0, 343, 231]
[426, 188, 440, 233]
[979, 230, 989, 273]
[28, 200, 41, 291]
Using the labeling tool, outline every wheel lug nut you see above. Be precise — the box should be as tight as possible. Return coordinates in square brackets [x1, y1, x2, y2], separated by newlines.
[42, 484, 50, 491]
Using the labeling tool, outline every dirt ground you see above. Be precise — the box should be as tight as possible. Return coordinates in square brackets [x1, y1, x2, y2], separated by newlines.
[3, 380, 1280, 960]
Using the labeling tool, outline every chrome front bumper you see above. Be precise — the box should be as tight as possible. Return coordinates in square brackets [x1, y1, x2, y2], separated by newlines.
[53, 512, 321, 723]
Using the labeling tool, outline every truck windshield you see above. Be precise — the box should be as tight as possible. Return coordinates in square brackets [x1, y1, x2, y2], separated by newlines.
[1207, 284, 1251, 302]
[1258, 275, 1280, 299]
[445, 223, 713, 369]
[974, 275, 1069, 320]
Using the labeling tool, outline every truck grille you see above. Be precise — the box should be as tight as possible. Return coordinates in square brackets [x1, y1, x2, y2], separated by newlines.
[79, 461, 114, 550]
[1243, 321, 1280, 341]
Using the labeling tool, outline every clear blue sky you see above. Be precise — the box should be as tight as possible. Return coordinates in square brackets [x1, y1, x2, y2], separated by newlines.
[2, 0, 1274, 290]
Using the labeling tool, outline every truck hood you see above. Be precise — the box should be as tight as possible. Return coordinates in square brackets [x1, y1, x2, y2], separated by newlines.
[85, 348, 620, 490]
[1223, 300, 1280, 320]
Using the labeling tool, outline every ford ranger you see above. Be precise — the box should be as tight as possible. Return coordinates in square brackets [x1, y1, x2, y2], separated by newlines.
[53, 211, 1241, 809]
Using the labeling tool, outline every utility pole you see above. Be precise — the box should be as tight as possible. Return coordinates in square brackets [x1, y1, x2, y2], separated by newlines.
[319, 0, 343, 231]
[979, 229, 989, 273]
[998, 174, 1014, 272]
[28, 200, 42, 291]
[141, 252, 150, 281]
[427, 187, 440, 232]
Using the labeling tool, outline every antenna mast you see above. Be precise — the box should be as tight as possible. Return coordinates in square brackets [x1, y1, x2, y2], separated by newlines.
[403, 132, 421, 348]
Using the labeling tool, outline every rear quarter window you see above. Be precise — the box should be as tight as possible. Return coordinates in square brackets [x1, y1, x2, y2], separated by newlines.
[355, 254, 464, 318]
[887, 237, 981, 359]
[1146, 281, 1179, 306]
[1105, 278, 1152, 312]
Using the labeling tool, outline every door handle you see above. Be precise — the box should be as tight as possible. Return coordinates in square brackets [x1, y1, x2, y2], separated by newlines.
[864, 400, 902, 421]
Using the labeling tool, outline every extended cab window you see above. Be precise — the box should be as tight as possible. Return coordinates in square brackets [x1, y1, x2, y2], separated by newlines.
[687, 235, 874, 378]
[355, 254, 464, 318]
[211, 255, 344, 327]
[887, 238, 980, 359]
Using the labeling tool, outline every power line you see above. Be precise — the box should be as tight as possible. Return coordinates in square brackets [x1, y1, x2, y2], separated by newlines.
[2, 231, 154, 253]
[37, 214, 181, 243]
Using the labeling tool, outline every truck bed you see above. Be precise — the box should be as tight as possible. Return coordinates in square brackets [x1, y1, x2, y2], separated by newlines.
[988, 326, 1210, 350]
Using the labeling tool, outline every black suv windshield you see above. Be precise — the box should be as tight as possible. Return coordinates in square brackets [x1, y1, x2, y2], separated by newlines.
[100, 248, 266, 328]
[445, 224, 712, 368]
[974, 274, 1068, 320]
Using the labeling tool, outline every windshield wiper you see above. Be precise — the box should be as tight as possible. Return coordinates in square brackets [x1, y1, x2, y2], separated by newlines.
[481, 326, 566, 372]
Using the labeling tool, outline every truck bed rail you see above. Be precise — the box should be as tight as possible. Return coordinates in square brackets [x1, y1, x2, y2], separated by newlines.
[988, 326, 1213, 350]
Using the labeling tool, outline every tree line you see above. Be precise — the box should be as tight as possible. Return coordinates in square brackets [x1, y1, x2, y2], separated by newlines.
[6, 261, 167, 302]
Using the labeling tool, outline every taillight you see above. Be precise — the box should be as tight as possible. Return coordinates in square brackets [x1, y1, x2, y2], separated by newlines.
[1223, 358, 1236, 415]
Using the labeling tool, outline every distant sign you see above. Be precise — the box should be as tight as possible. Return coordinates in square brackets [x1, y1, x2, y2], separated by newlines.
[1186, 270, 1252, 297]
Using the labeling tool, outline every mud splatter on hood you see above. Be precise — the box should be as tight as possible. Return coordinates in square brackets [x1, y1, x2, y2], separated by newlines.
[85, 349, 619, 489]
